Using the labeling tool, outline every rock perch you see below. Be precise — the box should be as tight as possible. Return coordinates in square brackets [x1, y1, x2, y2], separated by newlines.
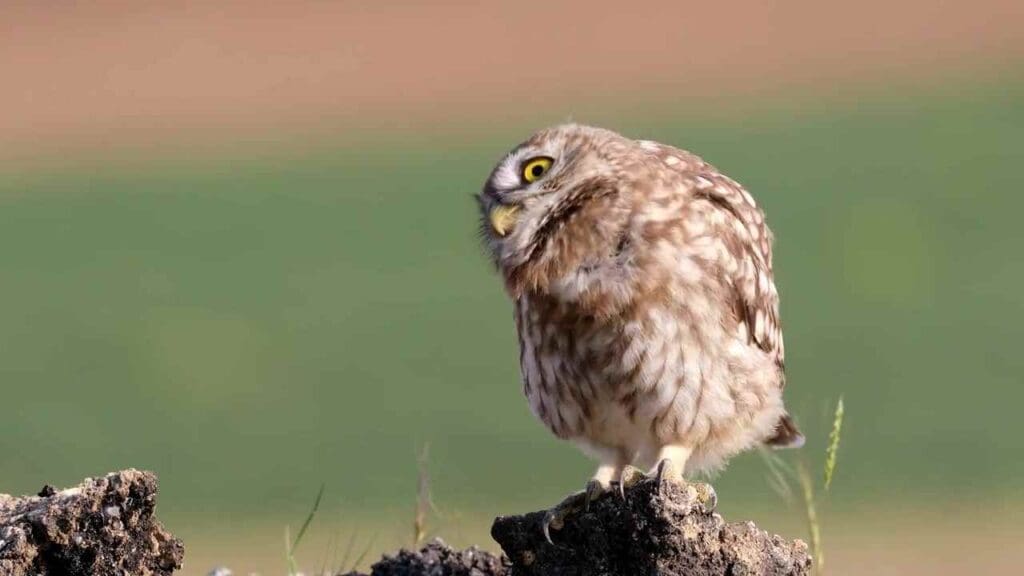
[351, 475, 809, 576]
[491, 475, 810, 575]
[0, 469, 184, 576]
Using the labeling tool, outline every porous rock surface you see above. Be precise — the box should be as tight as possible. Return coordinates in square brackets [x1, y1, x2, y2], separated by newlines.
[0, 469, 184, 576]
[348, 476, 809, 576]
[1, 468, 805, 576]
[340, 538, 509, 576]
[491, 477, 811, 576]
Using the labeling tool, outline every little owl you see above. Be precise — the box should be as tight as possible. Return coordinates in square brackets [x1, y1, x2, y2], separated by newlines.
[476, 124, 802, 537]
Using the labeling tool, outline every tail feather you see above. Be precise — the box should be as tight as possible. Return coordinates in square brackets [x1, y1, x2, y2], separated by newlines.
[765, 413, 805, 449]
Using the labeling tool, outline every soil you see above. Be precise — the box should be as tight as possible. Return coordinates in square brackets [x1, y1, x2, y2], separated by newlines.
[491, 476, 810, 576]
[0, 470, 184, 576]
[341, 540, 509, 576]
[1, 469, 807, 575]
[349, 474, 809, 576]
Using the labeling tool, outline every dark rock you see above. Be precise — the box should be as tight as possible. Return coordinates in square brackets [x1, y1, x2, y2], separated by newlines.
[341, 538, 509, 576]
[0, 469, 184, 576]
[491, 478, 810, 576]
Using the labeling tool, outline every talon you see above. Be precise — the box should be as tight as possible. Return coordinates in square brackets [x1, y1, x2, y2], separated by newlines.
[539, 489, 588, 544]
[655, 458, 683, 487]
[613, 480, 624, 500]
[542, 510, 557, 544]
[655, 459, 668, 484]
[584, 479, 605, 510]
[541, 507, 569, 544]
[619, 464, 646, 496]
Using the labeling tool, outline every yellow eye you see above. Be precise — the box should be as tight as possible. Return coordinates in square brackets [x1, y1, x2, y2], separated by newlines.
[522, 157, 553, 183]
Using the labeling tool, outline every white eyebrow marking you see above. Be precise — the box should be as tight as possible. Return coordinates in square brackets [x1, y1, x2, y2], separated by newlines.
[493, 146, 534, 190]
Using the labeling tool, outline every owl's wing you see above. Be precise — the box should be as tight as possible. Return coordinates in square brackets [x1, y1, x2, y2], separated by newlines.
[691, 171, 785, 370]
[641, 142, 785, 368]
[690, 170, 802, 446]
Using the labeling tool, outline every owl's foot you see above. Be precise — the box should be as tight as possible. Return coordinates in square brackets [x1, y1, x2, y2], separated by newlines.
[615, 464, 648, 499]
[540, 491, 584, 545]
[614, 460, 686, 499]
[584, 478, 608, 507]
[541, 459, 689, 543]
[541, 479, 610, 544]
[652, 458, 717, 510]
[654, 458, 684, 485]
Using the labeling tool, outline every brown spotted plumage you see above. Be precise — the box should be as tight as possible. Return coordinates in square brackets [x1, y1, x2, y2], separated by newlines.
[477, 124, 801, 495]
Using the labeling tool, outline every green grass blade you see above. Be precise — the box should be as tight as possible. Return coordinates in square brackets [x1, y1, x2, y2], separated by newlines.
[293, 483, 326, 551]
[824, 396, 844, 491]
[338, 527, 359, 573]
[758, 447, 795, 505]
[320, 506, 342, 576]
[797, 459, 824, 574]
[350, 532, 378, 573]
[285, 525, 296, 576]
[286, 483, 326, 575]
[414, 443, 431, 547]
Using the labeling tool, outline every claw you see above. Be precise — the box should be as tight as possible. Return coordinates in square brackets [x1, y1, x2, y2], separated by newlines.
[654, 458, 683, 489]
[619, 464, 647, 496]
[539, 490, 587, 544]
[539, 472, 631, 542]
[584, 479, 605, 511]
[542, 510, 556, 544]
[654, 459, 668, 485]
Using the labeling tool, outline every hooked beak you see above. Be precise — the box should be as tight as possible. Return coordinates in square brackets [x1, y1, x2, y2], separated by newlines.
[489, 204, 520, 237]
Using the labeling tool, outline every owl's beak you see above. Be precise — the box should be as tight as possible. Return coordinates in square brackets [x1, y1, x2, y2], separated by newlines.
[489, 204, 520, 237]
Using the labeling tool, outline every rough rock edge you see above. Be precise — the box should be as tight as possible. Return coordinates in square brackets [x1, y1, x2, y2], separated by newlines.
[0, 469, 184, 576]
[491, 477, 811, 576]
[339, 538, 509, 576]
[345, 478, 809, 576]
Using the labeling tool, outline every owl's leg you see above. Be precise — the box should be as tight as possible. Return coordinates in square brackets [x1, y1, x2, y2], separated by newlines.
[649, 444, 692, 484]
[574, 442, 630, 503]
[588, 462, 619, 502]
[615, 464, 648, 498]
[606, 444, 694, 502]
[622, 440, 696, 485]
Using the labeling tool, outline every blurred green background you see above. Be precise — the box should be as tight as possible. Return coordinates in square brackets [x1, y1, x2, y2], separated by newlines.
[2, 2, 1022, 574]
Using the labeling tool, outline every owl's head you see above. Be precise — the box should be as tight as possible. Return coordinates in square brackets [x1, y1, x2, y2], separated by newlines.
[477, 124, 637, 299]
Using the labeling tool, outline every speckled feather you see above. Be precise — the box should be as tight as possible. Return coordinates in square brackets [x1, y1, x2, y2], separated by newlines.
[477, 124, 800, 476]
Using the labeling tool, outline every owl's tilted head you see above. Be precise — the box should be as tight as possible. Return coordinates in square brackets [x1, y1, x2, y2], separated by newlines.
[477, 124, 641, 300]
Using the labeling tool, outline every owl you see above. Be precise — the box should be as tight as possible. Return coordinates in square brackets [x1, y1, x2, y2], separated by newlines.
[476, 124, 803, 536]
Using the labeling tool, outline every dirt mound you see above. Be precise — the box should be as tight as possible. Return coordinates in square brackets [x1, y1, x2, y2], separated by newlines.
[341, 539, 509, 576]
[492, 476, 810, 576]
[1, 469, 806, 575]
[348, 475, 809, 576]
[0, 469, 183, 576]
